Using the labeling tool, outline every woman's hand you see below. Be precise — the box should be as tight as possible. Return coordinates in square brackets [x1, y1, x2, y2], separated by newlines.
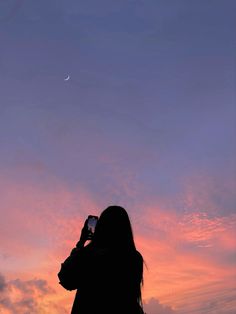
[76, 219, 92, 248]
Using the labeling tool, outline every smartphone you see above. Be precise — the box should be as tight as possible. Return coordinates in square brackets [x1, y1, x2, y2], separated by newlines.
[87, 215, 98, 234]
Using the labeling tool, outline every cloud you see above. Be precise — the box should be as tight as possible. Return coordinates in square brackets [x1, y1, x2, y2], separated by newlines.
[135, 182, 236, 312]
[1, 171, 235, 314]
[143, 298, 176, 314]
[0, 273, 7, 291]
[0, 174, 98, 269]
[0, 273, 56, 314]
[171, 280, 236, 314]
[9, 278, 54, 295]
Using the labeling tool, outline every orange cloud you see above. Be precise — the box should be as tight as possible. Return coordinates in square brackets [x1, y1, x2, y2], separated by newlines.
[0, 172, 235, 313]
[133, 175, 236, 313]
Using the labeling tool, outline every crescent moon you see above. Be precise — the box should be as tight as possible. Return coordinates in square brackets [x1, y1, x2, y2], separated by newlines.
[64, 75, 70, 81]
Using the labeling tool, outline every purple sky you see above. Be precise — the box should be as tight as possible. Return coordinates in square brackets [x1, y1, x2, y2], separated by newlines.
[0, 1, 236, 313]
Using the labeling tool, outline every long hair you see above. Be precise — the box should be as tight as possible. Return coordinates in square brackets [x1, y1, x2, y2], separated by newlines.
[91, 205, 136, 250]
[91, 205, 144, 308]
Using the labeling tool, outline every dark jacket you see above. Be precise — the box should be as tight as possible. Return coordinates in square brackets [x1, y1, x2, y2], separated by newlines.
[58, 243, 143, 314]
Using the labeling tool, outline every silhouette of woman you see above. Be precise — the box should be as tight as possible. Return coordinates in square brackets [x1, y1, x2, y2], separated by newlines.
[58, 205, 144, 314]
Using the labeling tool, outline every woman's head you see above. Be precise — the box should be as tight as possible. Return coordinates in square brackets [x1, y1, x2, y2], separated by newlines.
[92, 205, 136, 250]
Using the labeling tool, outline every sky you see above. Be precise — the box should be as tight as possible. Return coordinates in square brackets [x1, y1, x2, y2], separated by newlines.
[0, 0, 236, 313]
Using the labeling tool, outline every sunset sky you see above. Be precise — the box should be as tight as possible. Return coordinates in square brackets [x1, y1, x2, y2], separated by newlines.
[0, 1, 236, 313]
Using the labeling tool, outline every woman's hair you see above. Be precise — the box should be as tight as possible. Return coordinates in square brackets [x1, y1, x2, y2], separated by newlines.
[92, 205, 136, 250]
[91, 205, 144, 307]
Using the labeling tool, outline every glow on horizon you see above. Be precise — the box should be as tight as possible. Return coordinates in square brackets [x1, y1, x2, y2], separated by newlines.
[1, 174, 236, 313]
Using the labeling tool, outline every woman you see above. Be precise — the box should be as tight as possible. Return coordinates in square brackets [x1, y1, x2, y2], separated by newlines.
[58, 205, 144, 314]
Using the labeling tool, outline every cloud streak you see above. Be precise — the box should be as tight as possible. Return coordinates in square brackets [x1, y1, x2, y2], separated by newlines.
[1, 170, 235, 313]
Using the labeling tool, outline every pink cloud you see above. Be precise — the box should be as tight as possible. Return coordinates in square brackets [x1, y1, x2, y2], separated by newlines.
[178, 211, 236, 249]
[0, 175, 98, 276]
[133, 177, 236, 312]
[0, 272, 58, 314]
[143, 298, 176, 314]
[0, 171, 235, 314]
